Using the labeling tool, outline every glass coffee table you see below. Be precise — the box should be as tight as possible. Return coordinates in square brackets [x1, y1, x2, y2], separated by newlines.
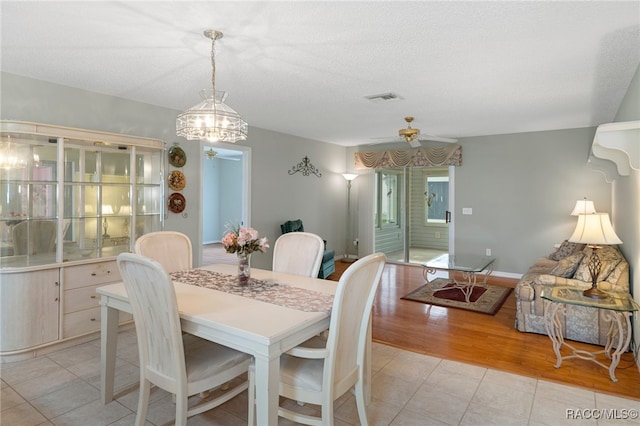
[422, 254, 495, 303]
[541, 285, 639, 382]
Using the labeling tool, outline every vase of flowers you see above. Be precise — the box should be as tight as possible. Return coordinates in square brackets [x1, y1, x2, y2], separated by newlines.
[236, 252, 251, 285]
[221, 226, 269, 285]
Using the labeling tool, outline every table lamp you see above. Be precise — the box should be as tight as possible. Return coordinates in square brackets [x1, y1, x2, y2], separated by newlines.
[102, 205, 114, 238]
[570, 198, 596, 216]
[568, 213, 622, 299]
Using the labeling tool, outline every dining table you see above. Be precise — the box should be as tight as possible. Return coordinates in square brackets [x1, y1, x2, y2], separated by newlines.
[97, 263, 343, 425]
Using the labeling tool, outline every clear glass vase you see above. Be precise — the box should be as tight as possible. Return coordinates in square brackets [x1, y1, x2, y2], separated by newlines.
[237, 252, 251, 285]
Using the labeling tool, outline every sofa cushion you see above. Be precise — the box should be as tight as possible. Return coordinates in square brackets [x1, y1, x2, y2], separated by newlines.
[549, 252, 584, 278]
[526, 257, 558, 275]
[573, 245, 622, 282]
[548, 240, 585, 261]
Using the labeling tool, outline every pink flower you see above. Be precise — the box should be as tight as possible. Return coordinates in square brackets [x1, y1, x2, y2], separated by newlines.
[221, 232, 236, 247]
[259, 237, 269, 252]
[222, 225, 268, 255]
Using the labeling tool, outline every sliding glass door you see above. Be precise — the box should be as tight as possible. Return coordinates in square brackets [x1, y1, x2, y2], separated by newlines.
[374, 166, 451, 264]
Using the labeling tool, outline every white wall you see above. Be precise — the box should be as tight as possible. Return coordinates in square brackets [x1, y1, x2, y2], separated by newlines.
[611, 63, 640, 365]
[202, 157, 220, 243]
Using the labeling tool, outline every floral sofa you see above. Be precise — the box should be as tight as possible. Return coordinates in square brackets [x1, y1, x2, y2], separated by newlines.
[515, 241, 630, 346]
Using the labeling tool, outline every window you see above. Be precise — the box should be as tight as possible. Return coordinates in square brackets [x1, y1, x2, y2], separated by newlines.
[425, 175, 449, 224]
[374, 170, 401, 228]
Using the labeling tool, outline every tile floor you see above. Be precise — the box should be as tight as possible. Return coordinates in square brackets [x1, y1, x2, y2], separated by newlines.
[2, 328, 639, 425]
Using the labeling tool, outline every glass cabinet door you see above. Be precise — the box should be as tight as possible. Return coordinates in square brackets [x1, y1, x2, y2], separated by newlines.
[0, 136, 58, 265]
[63, 145, 133, 259]
[1, 122, 164, 268]
[134, 147, 163, 239]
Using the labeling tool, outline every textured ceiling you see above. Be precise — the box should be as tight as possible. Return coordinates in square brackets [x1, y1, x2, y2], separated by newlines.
[1, 1, 639, 147]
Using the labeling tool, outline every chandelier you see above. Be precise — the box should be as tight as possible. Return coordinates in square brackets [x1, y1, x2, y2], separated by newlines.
[176, 30, 248, 143]
[0, 136, 29, 169]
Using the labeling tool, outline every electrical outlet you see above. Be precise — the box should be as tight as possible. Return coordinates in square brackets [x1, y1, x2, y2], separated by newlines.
[462, 208, 473, 215]
[435, 232, 441, 239]
[486, 248, 492, 256]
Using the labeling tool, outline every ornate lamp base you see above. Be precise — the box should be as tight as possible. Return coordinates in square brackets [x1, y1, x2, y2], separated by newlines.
[583, 245, 608, 299]
[583, 286, 608, 299]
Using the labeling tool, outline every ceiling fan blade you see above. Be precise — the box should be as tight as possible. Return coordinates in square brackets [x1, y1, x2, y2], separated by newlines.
[367, 137, 401, 146]
[419, 134, 458, 143]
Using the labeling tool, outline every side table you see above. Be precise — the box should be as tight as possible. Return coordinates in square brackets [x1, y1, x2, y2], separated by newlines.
[423, 254, 495, 303]
[541, 285, 638, 382]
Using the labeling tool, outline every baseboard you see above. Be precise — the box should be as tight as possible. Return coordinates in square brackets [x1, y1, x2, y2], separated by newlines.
[492, 270, 523, 280]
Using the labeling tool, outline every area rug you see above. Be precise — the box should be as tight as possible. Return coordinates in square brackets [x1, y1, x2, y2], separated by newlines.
[401, 278, 512, 315]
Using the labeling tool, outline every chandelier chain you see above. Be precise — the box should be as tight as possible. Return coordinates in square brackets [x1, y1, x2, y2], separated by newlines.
[210, 35, 217, 95]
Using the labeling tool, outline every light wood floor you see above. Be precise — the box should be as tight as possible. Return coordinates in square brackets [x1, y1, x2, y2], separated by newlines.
[330, 260, 640, 401]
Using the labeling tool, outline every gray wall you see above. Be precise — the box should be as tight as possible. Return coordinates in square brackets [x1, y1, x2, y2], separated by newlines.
[1, 72, 348, 270]
[352, 129, 612, 275]
[454, 127, 611, 274]
[241, 126, 347, 269]
[1, 71, 629, 276]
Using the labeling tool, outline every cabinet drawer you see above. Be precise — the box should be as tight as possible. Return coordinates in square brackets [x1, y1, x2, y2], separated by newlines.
[63, 307, 132, 338]
[63, 261, 121, 290]
[64, 284, 101, 314]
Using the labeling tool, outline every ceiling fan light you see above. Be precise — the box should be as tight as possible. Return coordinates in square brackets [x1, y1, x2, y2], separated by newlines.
[399, 127, 420, 141]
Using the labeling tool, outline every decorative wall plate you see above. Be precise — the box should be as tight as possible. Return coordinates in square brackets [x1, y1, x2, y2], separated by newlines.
[168, 145, 186, 168]
[167, 170, 186, 191]
[168, 193, 186, 213]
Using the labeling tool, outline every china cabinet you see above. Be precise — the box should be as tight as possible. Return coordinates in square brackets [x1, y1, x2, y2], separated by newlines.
[0, 121, 164, 359]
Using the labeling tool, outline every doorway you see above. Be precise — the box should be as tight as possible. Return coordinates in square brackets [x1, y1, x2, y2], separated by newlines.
[201, 144, 251, 260]
[374, 166, 453, 264]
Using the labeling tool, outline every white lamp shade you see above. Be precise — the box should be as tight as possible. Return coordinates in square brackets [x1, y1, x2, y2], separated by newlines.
[342, 173, 358, 181]
[570, 199, 596, 216]
[569, 213, 622, 245]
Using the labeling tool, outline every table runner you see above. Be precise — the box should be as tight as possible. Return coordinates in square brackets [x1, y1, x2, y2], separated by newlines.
[170, 269, 334, 313]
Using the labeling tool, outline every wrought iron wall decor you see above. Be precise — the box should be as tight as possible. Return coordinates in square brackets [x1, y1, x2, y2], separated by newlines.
[288, 156, 322, 178]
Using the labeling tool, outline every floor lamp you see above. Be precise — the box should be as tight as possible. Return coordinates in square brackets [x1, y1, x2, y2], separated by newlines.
[341, 173, 358, 263]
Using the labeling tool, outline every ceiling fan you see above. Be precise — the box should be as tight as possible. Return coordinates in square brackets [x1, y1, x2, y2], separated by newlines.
[397, 116, 458, 147]
[370, 116, 458, 148]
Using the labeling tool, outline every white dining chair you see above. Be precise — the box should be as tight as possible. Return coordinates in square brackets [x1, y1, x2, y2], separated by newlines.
[272, 231, 325, 278]
[134, 231, 192, 273]
[248, 252, 386, 426]
[116, 253, 252, 426]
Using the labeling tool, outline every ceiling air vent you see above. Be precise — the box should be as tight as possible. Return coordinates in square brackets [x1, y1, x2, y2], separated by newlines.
[365, 92, 403, 103]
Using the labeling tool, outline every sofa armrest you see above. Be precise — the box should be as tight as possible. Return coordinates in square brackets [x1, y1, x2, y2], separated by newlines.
[534, 273, 628, 293]
[534, 274, 594, 290]
[514, 281, 535, 302]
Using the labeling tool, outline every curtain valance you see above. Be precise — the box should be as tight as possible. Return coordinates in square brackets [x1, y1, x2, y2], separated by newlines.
[354, 144, 462, 169]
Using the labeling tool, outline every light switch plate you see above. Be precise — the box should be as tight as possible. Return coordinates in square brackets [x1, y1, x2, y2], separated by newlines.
[462, 208, 473, 215]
